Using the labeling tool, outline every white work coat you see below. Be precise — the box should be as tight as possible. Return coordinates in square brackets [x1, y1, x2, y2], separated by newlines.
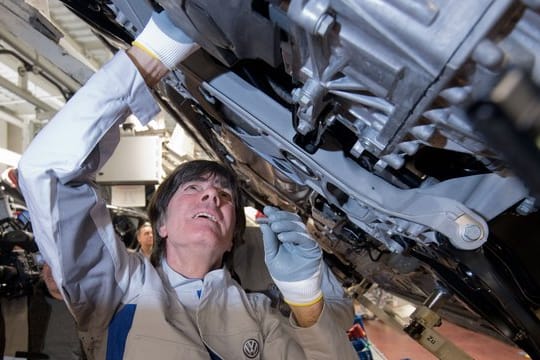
[18, 50, 359, 359]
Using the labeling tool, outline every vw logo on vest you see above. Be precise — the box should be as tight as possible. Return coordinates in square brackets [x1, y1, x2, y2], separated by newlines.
[242, 338, 260, 358]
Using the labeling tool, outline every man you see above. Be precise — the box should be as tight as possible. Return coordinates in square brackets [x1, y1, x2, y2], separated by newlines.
[134, 221, 153, 257]
[18, 11, 358, 359]
[0, 170, 85, 359]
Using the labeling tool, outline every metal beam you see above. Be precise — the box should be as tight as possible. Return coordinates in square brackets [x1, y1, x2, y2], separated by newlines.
[0, 106, 25, 128]
[0, 147, 21, 167]
[0, 0, 93, 93]
[0, 73, 57, 113]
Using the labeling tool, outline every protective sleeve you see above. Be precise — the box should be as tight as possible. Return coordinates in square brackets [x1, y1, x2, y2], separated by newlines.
[17, 50, 160, 331]
[288, 265, 358, 359]
[291, 303, 359, 359]
[249, 260, 357, 359]
[254, 294, 359, 360]
[319, 262, 356, 331]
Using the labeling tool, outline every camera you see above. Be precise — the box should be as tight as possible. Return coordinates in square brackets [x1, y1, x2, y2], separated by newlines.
[0, 193, 42, 299]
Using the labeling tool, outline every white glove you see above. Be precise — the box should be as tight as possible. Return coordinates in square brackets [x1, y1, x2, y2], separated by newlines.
[132, 11, 199, 69]
[257, 206, 323, 306]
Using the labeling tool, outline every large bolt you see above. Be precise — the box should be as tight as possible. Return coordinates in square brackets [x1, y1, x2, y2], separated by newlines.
[461, 224, 482, 242]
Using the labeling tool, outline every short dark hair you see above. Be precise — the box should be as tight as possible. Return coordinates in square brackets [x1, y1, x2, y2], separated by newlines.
[136, 220, 152, 232]
[147, 160, 246, 266]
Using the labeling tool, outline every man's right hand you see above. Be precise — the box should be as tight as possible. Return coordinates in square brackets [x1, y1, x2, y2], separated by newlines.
[132, 11, 199, 70]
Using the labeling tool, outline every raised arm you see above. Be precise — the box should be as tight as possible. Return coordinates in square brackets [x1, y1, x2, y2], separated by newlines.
[17, 49, 160, 329]
[17, 11, 198, 331]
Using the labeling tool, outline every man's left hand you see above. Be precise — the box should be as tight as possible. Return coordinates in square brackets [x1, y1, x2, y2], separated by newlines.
[257, 206, 323, 307]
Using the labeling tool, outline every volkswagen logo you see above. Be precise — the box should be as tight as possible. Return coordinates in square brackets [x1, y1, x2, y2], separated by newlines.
[242, 338, 260, 359]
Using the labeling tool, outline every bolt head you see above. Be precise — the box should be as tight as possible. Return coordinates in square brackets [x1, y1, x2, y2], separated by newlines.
[462, 224, 482, 241]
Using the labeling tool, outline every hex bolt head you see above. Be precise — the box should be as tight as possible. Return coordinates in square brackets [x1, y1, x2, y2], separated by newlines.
[462, 224, 482, 241]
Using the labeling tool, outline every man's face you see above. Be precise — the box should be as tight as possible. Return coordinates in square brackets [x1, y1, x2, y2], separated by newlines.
[158, 173, 236, 261]
[137, 225, 154, 248]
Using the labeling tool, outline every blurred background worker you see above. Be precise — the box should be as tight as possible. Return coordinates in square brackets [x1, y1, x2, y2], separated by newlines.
[0, 168, 85, 359]
[135, 221, 153, 257]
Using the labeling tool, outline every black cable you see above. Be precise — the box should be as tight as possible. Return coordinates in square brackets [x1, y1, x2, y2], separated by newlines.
[341, 225, 389, 261]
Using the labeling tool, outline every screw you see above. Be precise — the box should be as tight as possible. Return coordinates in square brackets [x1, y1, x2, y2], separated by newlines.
[462, 224, 482, 242]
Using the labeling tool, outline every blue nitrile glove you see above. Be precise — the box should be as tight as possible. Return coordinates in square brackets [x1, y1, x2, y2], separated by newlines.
[132, 11, 199, 69]
[257, 206, 323, 306]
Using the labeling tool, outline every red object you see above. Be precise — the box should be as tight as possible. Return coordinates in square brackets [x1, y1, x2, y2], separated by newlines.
[255, 210, 267, 219]
[347, 323, 367, 340]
